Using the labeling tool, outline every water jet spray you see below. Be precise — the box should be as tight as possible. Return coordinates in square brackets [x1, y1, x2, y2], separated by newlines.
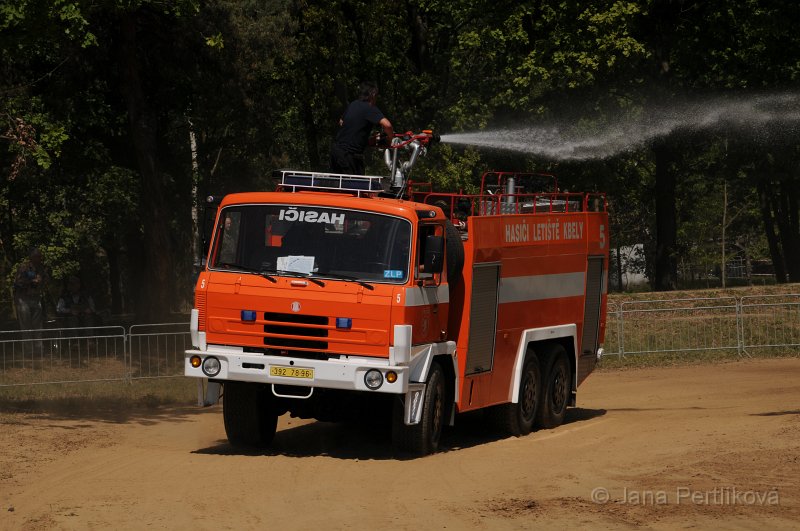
[439, 93, 800, 161]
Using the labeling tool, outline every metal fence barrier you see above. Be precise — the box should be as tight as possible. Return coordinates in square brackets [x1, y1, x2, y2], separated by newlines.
[604, 293, 800, 357]
[622, 297, 740, 356]
[740, 294, 800, 355]
[0, 323, 189, 387]
[2, 292, 799, 386]
[0, 326, 127, 386]
[128, 323, 192, 380]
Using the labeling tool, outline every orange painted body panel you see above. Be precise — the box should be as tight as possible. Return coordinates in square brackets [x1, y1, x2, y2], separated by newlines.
[203, 272, 394, 357]
[453, 211, 609, 413]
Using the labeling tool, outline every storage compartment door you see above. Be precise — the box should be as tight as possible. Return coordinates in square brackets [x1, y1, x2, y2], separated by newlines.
[578, 256, 604, 385]
[465, 263, 500, 375]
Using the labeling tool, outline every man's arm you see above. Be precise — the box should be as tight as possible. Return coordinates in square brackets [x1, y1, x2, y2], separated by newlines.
[379, 117, 393, 138]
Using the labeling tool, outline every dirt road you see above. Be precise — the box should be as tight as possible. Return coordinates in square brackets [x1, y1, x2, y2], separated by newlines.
[1, 358, 798, 530]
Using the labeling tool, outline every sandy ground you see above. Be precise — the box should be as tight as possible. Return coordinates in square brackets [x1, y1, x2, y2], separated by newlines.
[1, 358, 798, 530]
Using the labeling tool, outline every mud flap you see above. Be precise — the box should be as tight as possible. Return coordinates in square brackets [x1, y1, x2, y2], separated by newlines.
[203, 381, 222, 406]
[404, 383, 426, 425]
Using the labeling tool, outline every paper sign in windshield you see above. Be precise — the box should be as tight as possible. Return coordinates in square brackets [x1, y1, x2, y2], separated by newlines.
[277, 255, 315, 274]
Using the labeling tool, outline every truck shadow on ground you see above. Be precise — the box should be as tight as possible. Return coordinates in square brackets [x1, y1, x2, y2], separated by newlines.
[750, 409, 800, 416]
[191, 407, 606, 460]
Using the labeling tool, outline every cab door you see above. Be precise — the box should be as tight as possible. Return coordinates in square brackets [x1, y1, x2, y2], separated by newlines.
[409, 223, 447, 344]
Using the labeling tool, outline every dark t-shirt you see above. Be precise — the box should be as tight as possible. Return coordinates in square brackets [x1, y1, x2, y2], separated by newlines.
[334, 100, 384, 154]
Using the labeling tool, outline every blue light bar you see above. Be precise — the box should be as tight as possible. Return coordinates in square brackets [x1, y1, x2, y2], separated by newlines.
[336, 317, 352, 330]
[241, 310, 257, 322]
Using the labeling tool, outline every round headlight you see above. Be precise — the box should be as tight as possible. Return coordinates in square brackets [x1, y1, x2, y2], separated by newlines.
[364, 369, 384, 390]
[202, 356, 221, 377]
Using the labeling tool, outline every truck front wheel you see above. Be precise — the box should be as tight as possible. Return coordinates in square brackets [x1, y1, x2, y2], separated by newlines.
[392, 361, 446, 456]
[223, 382, 278, 448]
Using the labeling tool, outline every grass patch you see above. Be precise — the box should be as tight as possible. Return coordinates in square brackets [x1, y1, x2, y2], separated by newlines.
[608, 282, 800, 305]
[0, 377, 199, 414]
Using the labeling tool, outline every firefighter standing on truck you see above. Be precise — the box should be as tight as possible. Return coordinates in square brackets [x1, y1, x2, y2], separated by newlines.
[330, 81, 393, 175]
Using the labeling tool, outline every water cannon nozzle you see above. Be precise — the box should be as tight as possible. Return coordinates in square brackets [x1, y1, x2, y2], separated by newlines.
[419, 129, 440, 146]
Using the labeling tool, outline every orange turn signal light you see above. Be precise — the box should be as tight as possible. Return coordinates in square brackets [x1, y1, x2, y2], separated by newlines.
[190, 355, 202, 368]
[386, 371, 398, 384]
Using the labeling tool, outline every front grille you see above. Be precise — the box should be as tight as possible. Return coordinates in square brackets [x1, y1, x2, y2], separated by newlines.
[264, 312, 329, 350]
[264, 324, 327, 338]
[265, 312, 327, 325]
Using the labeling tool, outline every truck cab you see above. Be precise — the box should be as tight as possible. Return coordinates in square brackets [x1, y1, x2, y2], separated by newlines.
[187, 171, 459, 453]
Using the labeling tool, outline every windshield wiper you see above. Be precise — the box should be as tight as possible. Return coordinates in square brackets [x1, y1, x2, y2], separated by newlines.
[216, 262, 277, 283]
[317, 272, 375, 290]
[262, 269, 326, 287]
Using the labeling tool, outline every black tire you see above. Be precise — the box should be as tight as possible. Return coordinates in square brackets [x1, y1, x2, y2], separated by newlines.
[223, 381, 278, 448]
[493, 352, 541, 436]
[392, 361, 446, 456]
[536, 346, 570, 429]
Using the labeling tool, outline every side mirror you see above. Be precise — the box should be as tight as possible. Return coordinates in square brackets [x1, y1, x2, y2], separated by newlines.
[424, 235, 444, 274]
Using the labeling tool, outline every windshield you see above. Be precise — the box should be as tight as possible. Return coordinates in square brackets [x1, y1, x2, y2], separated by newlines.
[210, 204, 412, 283]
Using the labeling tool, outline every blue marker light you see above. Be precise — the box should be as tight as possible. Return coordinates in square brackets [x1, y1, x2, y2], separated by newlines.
[241, 310, 257, 322]
[336, 317, 352, 330]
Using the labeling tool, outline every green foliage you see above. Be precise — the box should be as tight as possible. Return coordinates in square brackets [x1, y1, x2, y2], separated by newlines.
[422, 145, 483, 194]
[2, 0, 799, 321]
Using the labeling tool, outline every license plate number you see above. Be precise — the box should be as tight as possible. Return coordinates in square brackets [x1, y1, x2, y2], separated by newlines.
[269, 366, 314, 379]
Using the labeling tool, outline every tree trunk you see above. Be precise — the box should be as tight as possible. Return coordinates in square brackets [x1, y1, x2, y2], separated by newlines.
[653, 141, 678, 291]
[756, 179, 787, 283]
[301, 99, 320, 169]
[119, 14, 173, 321]
[188, 117, 201, 269]
[721, 182, 727, 288]
[124, 228, 147, 319]
[405, 1, 429, 74]
[777, 179, 800, 282]
[106, 244, 122, 315]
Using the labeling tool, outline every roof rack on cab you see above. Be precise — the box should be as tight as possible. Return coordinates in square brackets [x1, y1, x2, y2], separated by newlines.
[275, 170, 385, 197]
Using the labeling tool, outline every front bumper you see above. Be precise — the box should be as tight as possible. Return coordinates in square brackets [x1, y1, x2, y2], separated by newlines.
[185, 346, 409, 394]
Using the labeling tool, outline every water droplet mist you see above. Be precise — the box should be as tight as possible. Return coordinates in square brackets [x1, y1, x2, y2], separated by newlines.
[439, 93, 800, 161]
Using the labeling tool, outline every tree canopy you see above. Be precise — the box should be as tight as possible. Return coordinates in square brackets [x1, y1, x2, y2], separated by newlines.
[2, 0, 800, 322]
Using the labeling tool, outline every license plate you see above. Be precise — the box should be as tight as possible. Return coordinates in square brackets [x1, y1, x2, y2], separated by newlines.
[269, 365, 314, 379]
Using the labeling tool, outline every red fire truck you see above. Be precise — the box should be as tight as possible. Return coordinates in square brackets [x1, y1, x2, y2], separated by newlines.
[185, 131, 609, 455]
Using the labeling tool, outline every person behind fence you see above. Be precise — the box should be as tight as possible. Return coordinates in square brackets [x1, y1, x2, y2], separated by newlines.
[14, 247, 48, 332]
[56, 275, 99, 329]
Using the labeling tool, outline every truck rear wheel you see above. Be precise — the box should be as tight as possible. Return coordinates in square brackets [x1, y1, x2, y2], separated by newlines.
[223, 382, 278, 448]
[536, 346, 570, 429]
[493, 352, 541, 436]
[392, 361, 446, 456]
